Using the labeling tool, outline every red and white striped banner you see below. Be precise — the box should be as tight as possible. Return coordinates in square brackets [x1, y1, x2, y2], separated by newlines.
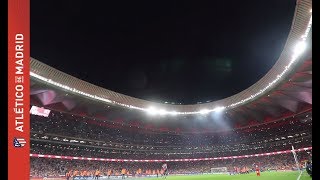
[30, 147, 312, 162]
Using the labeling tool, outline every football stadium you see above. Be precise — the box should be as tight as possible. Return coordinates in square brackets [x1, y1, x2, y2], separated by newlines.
[30, 0, 312, 179]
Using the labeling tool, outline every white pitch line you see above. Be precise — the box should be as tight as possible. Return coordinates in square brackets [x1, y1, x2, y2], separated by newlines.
[297, 170, 303, 180]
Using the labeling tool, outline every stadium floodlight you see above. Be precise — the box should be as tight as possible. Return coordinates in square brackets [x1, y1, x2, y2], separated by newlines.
[158, 109, 167, 115]
[169, 111, 178, 116]
[213, 106, 226, 112]
[293, 41, 306, 58]
[147, 107, 158, 115]
[200, 109, 210, 115]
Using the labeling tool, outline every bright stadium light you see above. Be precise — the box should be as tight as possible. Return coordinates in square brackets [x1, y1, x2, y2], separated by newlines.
[147, 107, 158, 115]
[293, 41, 307, 57]
[200, 109, 210, 115]
[213, 106, 226, 112]
[158, 109, 167, 115]
[169, 111, 178, 116]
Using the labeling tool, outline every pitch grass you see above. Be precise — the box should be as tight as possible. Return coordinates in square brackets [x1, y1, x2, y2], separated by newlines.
[146, 171, 312, 180]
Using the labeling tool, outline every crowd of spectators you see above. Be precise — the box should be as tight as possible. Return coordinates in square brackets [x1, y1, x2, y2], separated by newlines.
[30, 137, 311, 160]
[30, 151, 311, 177]
[30, 110, 312, 178]
[31, 112, 312, 147]
[30, 111, 312, 160]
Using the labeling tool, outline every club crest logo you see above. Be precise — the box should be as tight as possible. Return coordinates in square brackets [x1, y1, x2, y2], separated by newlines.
[13, 137, 26, 148]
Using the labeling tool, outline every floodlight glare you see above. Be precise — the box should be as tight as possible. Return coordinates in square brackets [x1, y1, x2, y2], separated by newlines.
[158, 109, 167, 115]
[147, 107, 157, 115]
[199, 109, 210, 115]
[293, 41, 306, 57]
[169, 111, 178, 116]
[213, 106, 226, 112]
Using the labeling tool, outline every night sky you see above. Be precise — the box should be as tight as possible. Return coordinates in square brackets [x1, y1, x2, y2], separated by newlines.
[31, 0, 295, 104]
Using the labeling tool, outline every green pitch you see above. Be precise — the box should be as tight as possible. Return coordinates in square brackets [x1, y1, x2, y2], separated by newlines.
[147, 171, 312, 180]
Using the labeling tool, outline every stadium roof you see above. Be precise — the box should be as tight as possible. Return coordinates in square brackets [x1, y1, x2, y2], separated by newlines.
[30, 0, 311, 133]
[31, 0, 297, 105]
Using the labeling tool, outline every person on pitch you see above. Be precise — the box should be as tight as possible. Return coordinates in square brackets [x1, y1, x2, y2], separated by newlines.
[107, 169, 112, 179]
[162, 163, 168, 178]
[65, 170, 71, 180]
[94, 169, 100, 179]
[256, 165, 261, 176]
[121, 168, 126, 179]
[306, 161, 312, 177]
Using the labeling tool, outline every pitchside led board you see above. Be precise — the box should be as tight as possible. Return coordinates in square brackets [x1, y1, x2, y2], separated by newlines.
[30, 106, 51, 117]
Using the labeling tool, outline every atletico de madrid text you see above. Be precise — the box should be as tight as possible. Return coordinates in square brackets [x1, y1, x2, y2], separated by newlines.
[14, 34, 25, 133]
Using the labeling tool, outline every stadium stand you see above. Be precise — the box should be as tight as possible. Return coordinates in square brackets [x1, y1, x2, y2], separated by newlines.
[30, 110, 312, 178]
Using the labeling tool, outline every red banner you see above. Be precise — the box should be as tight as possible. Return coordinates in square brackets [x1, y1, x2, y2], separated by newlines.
[8, 0, 30, 179]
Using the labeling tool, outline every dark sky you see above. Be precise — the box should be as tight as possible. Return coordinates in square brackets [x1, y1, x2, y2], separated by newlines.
[31, 0, 295, 104]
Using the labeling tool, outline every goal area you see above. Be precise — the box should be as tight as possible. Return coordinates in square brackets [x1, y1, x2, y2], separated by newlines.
[210, 167, 228, 174]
